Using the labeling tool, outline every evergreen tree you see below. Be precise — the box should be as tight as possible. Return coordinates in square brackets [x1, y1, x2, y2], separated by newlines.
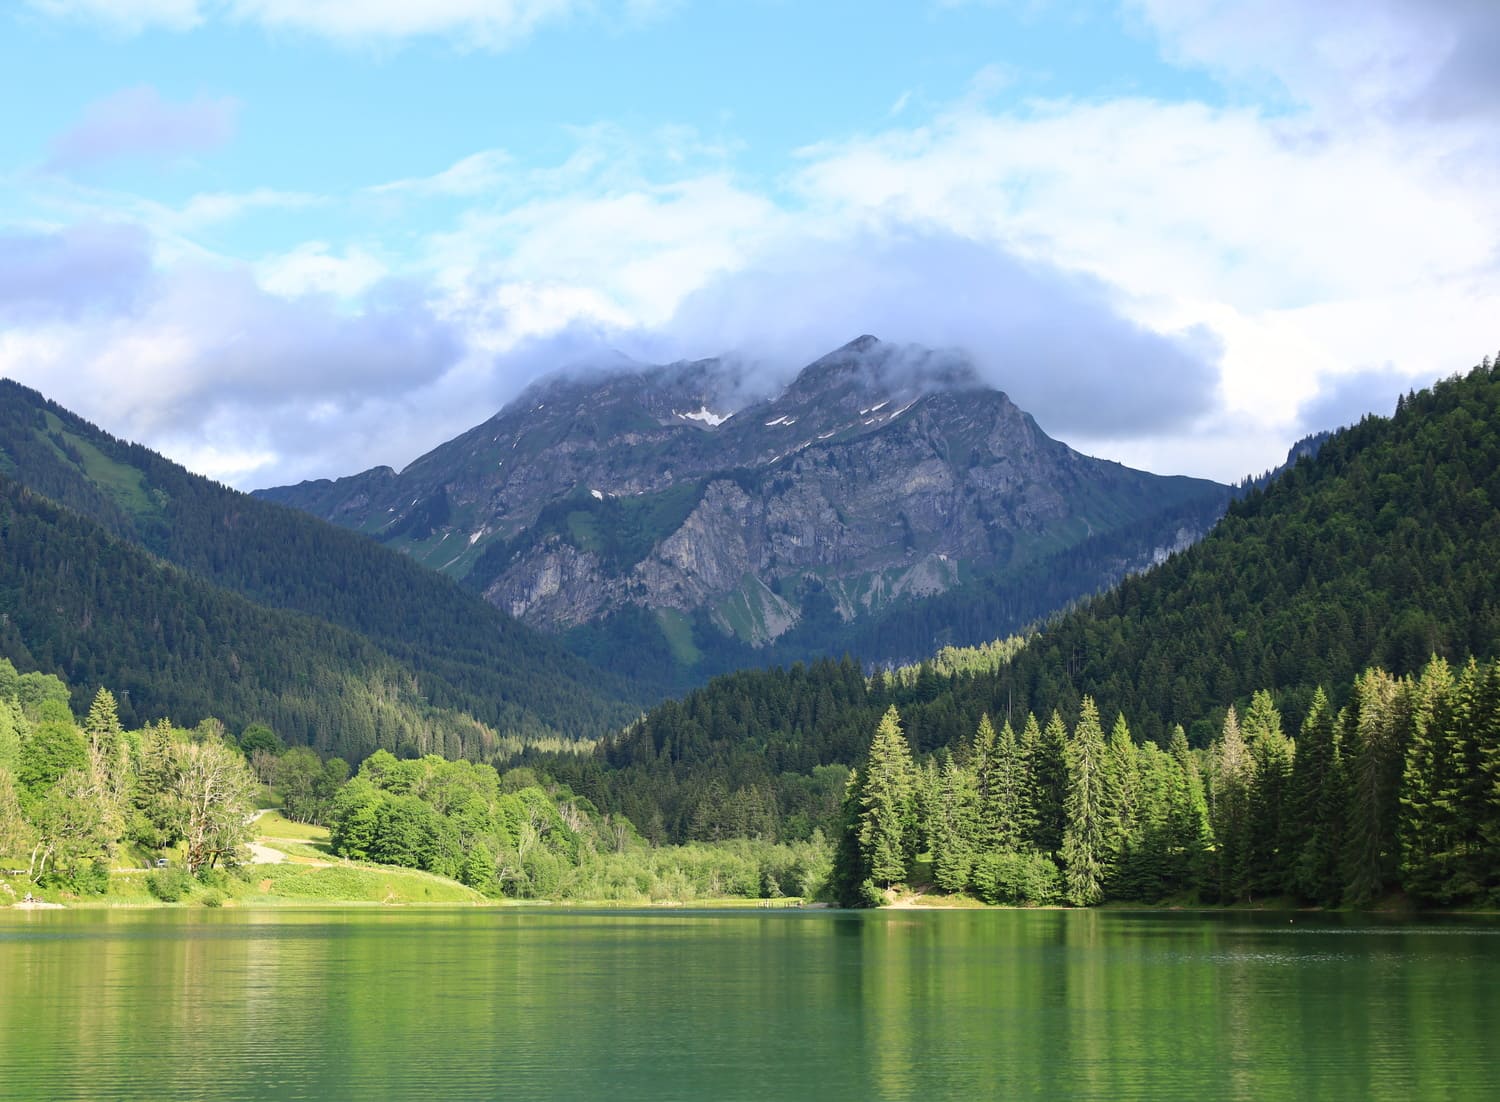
[1103, 712, 1139, 878]
[1166, 726, 1212, 894]
[1027, 711, 1069, 859]
[989, 718, 1032, 853]
[930, 757, 979, 892]
[83, 687, 131, 815]
[1398, 657, 1456, 902]
[1210, 705, 1254, 902]
[1243, 689, 1295, 897]
[970, 714, 1000, 844]
[856, 706, 917, 889]
[1341, 669, 1404, 904]
[1061, 698, 1108, 906]
[1291, 688, 1346, 904]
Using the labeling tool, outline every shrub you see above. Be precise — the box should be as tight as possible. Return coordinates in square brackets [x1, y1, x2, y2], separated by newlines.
[196, 867, 230, 890]
[148, 866, 194, 902]
[200, 888, 226, 908]
[972, 851, 1062, 906]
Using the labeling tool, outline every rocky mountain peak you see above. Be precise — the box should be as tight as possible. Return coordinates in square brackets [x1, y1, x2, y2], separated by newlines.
[256, 336, 1230, 663]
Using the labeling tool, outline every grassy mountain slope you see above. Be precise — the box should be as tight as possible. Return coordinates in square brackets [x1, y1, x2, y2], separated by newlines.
[0, 380, 642, 740]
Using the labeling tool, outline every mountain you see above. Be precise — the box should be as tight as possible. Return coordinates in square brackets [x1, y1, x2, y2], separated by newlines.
[537, 355, 1500, 842]
[260, 336, 1231, 681]
[0, 474, 494, 760]
[0, 380, 641, 742]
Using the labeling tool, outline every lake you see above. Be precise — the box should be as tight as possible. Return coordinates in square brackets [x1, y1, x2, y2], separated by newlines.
[1, 908, 1496, 1100]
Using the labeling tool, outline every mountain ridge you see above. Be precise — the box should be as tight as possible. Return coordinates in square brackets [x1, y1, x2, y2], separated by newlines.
[0, 379, 643, 740]
[258, 337, 1232, 675]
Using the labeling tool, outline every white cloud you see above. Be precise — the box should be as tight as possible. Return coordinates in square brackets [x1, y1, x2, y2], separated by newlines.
[25, 0, 202, 32]
[47, 85, 237, 170]
[368, 150, 513, 199]
[256, 241, 387, 298]
[11, 2, 1498, 488]
[28, 0, 659, 48]
[1131, 0, 1500, 124]
[228, 0, 575, 47]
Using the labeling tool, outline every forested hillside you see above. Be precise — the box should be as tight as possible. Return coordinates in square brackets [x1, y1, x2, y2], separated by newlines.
[0, 381, 640, 738]
[1, 476, 549, 759]
[0, 660, 828, 905]
[538, 357, 1500, 849]
[1007, 360, 1500, 744]
[834, 653, 1500, 909]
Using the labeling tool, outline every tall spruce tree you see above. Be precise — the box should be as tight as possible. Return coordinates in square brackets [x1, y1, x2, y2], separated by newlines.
[1104, 713, 1139, 879]
[1028, 711, 1069, 860]
[1243, 689, 1295, 898]
[1210, 705, 1254, 902]
[857, 706, 917, 889]
[970, 714, 1000, 845]
[1398, 657, 1456, 902]
[1167, 726, 1212, 894]
[989, 718, 1032, 853]
[1341, 669, 1404, 904]
[1291, 688, 1346, 904]
[1062, 698, 1108, 906]
[930, 757, 979, 892]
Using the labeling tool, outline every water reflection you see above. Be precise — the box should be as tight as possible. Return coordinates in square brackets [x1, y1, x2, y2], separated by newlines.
[0, 909, 1496, 1101]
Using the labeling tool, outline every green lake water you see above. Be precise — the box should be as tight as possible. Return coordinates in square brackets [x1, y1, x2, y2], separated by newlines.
[1, 908, 1497, 1101]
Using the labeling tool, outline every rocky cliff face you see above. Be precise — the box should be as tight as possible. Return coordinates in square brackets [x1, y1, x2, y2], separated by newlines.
[258, 337, 1230, 651]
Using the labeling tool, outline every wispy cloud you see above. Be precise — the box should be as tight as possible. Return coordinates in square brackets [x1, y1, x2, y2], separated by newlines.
[47, 85, 238, 171]
[25, 0, 203, 33]
[1132, 0, 1500, 125]
[28, 0, 662, 48]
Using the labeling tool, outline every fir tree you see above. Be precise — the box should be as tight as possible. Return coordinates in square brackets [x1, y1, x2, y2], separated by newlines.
[1061, 698, 1108, 906]
[1103, 712, 1139, 878]
[1027, 711, 1069, 860]
[1167, 726, 1212, 894]
[1243, 689, 1294, 898]
[1210, 705, 1254, 902]
[930, 757, 979, 893]
[856, 706, 917, 889]
[989, 718, 1032, 853]
[1341, 669, 1403, 904]
[1398, 657, 1455, 902]
[1291, 688, 1346, 904]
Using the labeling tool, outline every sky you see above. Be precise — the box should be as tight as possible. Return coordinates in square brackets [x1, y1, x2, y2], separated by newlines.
[1, 0, 1497, 489]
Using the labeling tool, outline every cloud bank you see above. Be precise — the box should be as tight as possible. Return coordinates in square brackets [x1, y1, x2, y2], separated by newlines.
[6, 0, 1497, 489]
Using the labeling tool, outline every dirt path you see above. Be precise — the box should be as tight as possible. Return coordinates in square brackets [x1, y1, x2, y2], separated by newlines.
[244, 840, 287, 865]
[886, 891, 932, 909]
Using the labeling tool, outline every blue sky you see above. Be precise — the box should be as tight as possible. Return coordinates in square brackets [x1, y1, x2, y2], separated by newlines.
[2, 1, 1497, 488]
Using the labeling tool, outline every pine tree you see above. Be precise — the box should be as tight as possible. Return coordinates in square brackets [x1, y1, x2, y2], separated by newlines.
[1243, 689, 1294, 897]
[1103, 713, 1139, 879]
[1399, 657, 1455, 901]
[1167, 726, 1211, 894]
[857, 706, 917, 889]
[1439, 658, 1500, 902]
[970, 714, 999, 844]
[1341, 668, 1403, 904]
[1027, 711, 1069, 860]
[83, 687, 130, 814]
[930, 757, 979, 892]
[1061, 698, 1108, 906]
[990, 718, 1032, 853]
[1291, 688, 1346, 904]
[1209, 706, 1254, 901]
